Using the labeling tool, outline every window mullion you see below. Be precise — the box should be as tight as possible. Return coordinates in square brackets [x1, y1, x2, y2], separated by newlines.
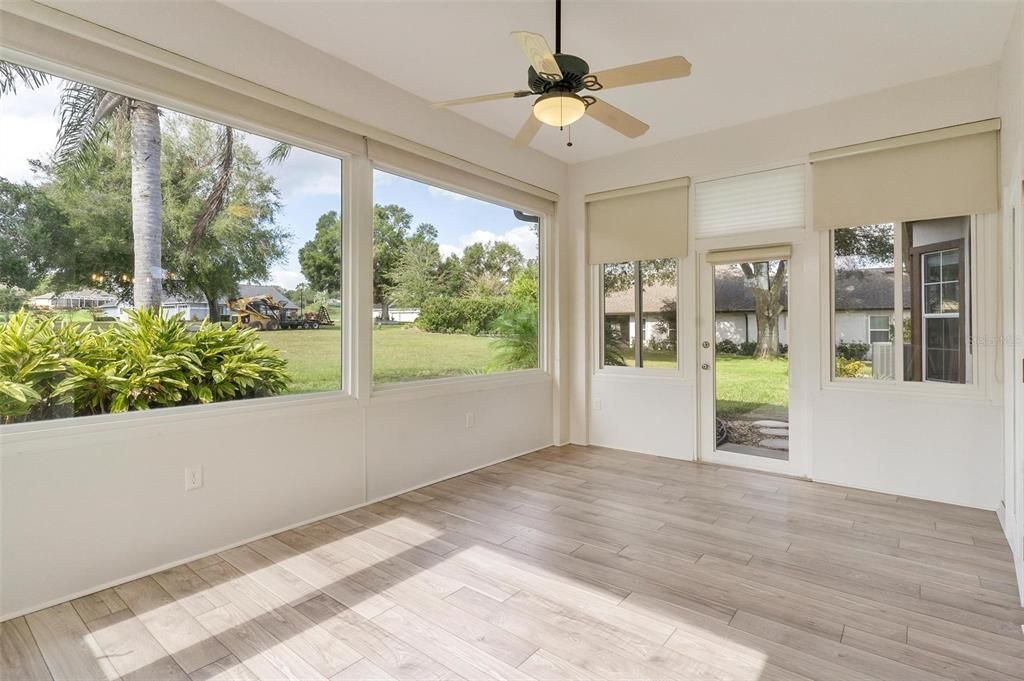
[634, 260, 643, 367]
[894, 222, 905, 384]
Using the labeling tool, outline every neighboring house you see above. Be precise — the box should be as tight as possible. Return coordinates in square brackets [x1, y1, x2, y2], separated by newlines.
[604, 268, 907, 355]
[372, 306, 420, 323]
[98, 284, 299, 321]
[603, 284, 677, 348]
[29, 288, 117, 310]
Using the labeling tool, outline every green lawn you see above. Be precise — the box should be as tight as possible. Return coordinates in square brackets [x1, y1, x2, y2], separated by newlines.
[622, 348, 677, 369]
[715, 355, 789, 418]
[258, 324, 498, 392]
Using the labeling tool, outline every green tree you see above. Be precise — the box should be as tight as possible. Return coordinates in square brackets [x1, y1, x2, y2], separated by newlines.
[462, 241, 525, 297]
[161, 117, 287, 318]
[298, 211, 341, 294]
[388, 226, 446, 308]
[1, 61, 165, 309]
[373, 204, 413, 320]
[0, 178, 73, 290]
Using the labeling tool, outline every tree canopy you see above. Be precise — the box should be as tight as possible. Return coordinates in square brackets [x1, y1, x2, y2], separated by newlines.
[1, 113, 287, 311]
[298, 211, 342, 295]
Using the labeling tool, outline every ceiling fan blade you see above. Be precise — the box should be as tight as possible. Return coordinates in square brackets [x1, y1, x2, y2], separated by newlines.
[585, 98, 650, 138]
[431, 91, 531, 109]
[511, 31, 562, 81]
[590, 56, 691, 90]
[513, 114, 543, 147]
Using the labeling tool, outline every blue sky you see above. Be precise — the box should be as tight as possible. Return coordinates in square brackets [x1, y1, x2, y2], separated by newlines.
[0, 75, 537, 290]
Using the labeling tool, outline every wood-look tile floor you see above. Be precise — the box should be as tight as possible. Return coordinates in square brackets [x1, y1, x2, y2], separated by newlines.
[4, 445, 1024, 681]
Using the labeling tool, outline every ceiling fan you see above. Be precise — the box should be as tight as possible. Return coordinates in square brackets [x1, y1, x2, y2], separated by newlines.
[431, 0, 691, 147]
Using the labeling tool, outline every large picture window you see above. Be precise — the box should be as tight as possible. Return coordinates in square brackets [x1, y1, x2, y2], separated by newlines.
[601, 258, 678, 368]
[0, 62, 343, 425]
[831, 218, 972, 384]
[371, 169, 541, 383]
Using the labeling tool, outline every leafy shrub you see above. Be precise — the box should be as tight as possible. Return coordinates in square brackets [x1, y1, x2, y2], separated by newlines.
[488, 304, 538, 371]
[716, 339, 740, 355]
[739, 341, 758, 356]
[836, 342, 869, 361]
[836, 356, 867, 378]
[603, 320, 627, 366]
[416, 296, 510, 335]
[1, 309, 288, 424]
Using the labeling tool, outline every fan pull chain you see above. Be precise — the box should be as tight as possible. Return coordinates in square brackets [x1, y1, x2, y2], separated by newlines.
[567, 125, 574, 147]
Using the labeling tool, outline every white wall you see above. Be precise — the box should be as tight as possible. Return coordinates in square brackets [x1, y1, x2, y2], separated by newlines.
[0, 376, 551, 618]
[568, 64, 1006, 510]
[997, 1, 1024, 602]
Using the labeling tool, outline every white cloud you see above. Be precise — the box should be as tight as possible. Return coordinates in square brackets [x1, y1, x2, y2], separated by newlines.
[242, 132, 342, 200]
[427, 185, 467, 201]
[0, 80, 61, 184]
[267, 268, 307, 290]
[440, 225, 538, 261]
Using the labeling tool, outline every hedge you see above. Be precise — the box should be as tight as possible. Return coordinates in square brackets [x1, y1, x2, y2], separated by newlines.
[415, 296, 515, 335]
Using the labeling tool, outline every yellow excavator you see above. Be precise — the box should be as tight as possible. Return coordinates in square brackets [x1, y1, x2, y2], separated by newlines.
[227, 294, 334, 330]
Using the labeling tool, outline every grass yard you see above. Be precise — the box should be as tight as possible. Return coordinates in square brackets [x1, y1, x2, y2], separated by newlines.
[258, 323, 498, 392]
[715, 355, 789, 418]
[623, 348, 678, 368]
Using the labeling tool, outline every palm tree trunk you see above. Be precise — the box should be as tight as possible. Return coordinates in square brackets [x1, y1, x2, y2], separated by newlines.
[130, 101, 163, 310]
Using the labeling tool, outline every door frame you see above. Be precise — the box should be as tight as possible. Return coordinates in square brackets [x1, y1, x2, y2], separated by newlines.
[696, 237, 811, 477]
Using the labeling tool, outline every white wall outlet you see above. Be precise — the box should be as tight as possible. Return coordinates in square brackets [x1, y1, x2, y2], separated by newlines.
[185, 466, 203, 491]
[465, 412, 475, 430]
[593, 399, 603, 411]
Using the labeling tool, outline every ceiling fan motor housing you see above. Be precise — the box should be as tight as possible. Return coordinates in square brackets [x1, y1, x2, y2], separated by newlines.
[529, 54, 591, 93]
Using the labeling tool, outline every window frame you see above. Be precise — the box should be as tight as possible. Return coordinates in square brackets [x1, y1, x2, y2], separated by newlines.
[0, 15, 561, 429]
[368, 162, 550, 395]
[867, 314, 891, 345]
[824, 214, 989, 397]
[911, 240, 966, 383]
[0, 58, 355, 432]
[594, 257, 682, 376]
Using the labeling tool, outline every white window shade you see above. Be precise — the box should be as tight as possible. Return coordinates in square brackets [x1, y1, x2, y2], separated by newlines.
[810, 119, 999, 230]
[586, 178, 689, 264]
[694, 165, 805, 238]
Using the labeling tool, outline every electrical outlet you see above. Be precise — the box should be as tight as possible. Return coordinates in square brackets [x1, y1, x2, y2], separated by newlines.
[465, 412, 475, 430]
[185, 466, 203, 491]
[593, 399, 603, 411]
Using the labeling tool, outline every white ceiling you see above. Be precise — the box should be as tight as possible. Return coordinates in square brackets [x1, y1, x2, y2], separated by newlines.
[222, 0, 1016, 163]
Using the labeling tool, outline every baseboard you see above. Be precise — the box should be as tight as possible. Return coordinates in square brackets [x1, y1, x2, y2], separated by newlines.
[0, 442, 552, 622]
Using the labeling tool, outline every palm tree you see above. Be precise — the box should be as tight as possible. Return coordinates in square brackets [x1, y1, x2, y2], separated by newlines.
[1, 62, 164, 309]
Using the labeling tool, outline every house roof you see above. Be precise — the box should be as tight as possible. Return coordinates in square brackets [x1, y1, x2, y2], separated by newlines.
[232, 285, 298, 309]
[605, 267, 908, 316]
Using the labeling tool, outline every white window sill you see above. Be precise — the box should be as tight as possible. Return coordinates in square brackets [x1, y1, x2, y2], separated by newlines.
[0, 390, 356, 443]
[821, 378, 998, 405]
[370, 369, 551, 403]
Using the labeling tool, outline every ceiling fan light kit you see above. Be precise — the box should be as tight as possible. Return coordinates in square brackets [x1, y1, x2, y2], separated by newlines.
[431, 0, 691, 148]
[533, 92, 587, 127]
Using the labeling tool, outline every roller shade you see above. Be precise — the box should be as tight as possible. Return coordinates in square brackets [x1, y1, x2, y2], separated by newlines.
[811, 119, 1000, 230]
[694, 165, 805, 238]
[705, 244, 791, 265]
[367, 141, 555, 216]
[586, 178, 689, 264]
